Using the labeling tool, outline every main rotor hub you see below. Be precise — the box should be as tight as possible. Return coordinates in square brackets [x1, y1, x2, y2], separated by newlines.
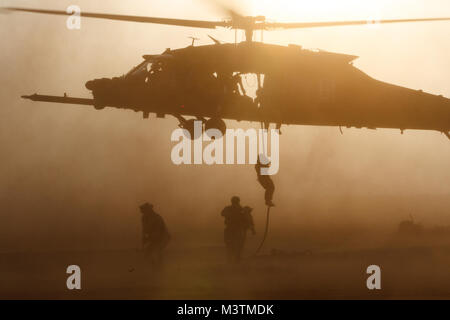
[229, 16, 267, 41]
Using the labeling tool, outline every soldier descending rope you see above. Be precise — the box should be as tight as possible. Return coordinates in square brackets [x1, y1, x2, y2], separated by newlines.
[254, 152, 276, 255]
[255, 153, 275, 207]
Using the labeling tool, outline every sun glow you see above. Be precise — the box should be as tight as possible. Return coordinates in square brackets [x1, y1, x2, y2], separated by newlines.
[250, 0, 384, 22]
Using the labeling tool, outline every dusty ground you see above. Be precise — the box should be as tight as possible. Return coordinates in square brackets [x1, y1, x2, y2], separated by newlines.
[2, 236, 450, 300]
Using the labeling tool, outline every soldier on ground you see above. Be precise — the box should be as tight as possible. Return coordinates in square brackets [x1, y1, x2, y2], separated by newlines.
[221, 197, 255, 262]
[140, 202, 170, 267]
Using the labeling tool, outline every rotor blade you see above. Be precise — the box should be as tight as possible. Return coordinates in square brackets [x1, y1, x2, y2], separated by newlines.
[263, 17, 450, 30]
[4, 7, 229, 29]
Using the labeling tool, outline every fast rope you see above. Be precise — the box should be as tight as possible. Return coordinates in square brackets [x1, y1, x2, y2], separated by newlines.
[260, 121, 266, 155]
[255, 204, 272, 255]
[255, 121, 272, 256]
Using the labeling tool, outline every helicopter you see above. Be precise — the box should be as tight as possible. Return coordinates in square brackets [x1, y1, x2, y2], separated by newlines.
[4, 5, 450, 140]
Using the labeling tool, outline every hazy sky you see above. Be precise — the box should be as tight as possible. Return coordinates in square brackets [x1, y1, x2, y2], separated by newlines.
[0, 0, 449, 250]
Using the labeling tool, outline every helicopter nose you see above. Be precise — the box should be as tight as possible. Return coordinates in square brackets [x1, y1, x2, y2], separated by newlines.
[85, 80, 95, 90]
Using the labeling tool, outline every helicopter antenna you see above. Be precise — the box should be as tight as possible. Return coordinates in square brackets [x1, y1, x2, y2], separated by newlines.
[188, 36, 200, 46]
[208, 35, 222, 45]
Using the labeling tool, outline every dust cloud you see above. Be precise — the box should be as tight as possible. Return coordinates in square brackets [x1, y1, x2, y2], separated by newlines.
[0, 0, 449, 299]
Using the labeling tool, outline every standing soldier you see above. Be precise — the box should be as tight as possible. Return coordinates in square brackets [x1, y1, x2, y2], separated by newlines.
[242, 206, 256, 237]
[221, 197, 255, 262]
[140, 202, 170, 267]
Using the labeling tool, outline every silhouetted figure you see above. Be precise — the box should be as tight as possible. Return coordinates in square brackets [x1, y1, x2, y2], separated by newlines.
[140, 202, 170, 267]
[255, 155, 275, 207]
[232, 73, 246, 96]
[221, 196, 253, 262]
[242, 206, 256, 236]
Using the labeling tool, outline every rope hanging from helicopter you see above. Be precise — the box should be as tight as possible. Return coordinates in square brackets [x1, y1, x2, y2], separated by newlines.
[255, 120, 273, 256]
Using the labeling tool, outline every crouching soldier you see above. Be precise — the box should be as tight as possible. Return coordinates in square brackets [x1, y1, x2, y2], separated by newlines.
[140, 202, 170, 267]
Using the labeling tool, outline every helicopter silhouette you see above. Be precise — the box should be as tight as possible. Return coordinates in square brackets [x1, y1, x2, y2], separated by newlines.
[4, 3, 450, 140]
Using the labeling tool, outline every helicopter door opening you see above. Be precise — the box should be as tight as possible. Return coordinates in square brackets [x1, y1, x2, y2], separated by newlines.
[236, 73, 265, 100]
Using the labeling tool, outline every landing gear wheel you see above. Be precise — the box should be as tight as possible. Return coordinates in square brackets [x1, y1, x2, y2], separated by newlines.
[205, 118, 226, 138]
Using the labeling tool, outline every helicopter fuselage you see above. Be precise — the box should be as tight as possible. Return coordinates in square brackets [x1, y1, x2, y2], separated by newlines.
[23, 41, 450, 136]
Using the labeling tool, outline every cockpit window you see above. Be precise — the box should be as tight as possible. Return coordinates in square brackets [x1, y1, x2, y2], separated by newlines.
[125, 61, 152, 78]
